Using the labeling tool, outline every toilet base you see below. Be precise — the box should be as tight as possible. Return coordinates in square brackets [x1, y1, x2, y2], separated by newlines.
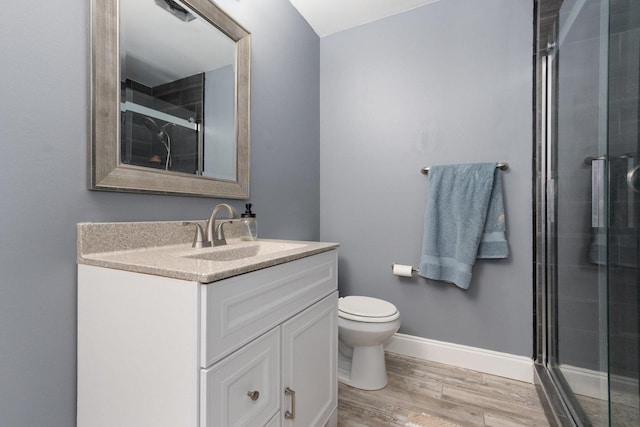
[338, 342, 388, 390]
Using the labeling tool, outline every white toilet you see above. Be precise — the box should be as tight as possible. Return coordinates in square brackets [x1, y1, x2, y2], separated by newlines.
[337, 296, 401, 390]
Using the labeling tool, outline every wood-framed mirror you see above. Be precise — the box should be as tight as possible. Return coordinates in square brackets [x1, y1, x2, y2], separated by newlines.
[89, 0, 250, 198]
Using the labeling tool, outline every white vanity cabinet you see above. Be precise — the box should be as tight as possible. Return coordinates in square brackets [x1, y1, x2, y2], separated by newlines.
[77, 250, 338, 427]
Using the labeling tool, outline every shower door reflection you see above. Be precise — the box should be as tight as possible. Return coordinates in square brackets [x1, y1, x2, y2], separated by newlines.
[121, 78, 202, 174]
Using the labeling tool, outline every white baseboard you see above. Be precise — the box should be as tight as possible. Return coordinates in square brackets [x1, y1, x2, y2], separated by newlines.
[558, 364, 608, 400]
[559, 364, 639, 402]
[384, 333, 534, 383]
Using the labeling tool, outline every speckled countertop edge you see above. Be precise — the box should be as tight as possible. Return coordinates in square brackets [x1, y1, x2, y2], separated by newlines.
[77, 221, 338, 283]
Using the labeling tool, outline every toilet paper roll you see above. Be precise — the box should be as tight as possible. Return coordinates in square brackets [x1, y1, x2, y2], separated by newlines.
[392, 264, 414, 277]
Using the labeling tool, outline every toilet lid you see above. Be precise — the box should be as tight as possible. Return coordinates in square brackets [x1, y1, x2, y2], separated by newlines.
[339, 296, 398, 318]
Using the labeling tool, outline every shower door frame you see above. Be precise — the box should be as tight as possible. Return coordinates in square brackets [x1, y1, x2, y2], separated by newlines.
[536, 36, 595, 427]
[534, 0, 613, 425]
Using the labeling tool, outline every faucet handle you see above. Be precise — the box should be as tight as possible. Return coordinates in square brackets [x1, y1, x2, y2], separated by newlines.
[183, 222, 210, 249]
[213, 219, 237, 246]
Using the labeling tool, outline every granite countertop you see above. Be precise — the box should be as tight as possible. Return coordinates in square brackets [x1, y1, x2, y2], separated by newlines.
[77, 221, 338, 283]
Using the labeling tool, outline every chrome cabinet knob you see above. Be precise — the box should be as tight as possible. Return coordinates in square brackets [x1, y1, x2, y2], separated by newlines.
[247, 390, 260, 401]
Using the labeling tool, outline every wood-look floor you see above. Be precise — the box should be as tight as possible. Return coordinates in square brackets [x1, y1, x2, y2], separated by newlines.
[577, 390, 639, 426]
[338, 352, 550, 427]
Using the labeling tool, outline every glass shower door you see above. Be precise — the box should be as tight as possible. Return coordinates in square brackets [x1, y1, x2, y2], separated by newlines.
[606, 0, 640, 424]
[550, 0, 611, 424]
[546, 0, 640, 425]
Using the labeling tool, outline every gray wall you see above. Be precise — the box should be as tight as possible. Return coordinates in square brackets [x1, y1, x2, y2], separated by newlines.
[0, 0, 319, 425]
[320, 0, 533, 356]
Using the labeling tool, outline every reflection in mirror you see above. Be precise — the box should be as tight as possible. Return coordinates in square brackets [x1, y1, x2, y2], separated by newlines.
[120, 0, 236, 180]
[89, 0, 250, 198]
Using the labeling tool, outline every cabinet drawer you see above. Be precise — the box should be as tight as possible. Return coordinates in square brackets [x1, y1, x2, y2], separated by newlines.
[200, 328, 280, 427]
[201, 250, 337, 367]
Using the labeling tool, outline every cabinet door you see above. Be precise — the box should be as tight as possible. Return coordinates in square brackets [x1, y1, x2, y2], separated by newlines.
[281, 292, 338, 427]
[201, 328, 280, 427]
[265, 412, 281, 427]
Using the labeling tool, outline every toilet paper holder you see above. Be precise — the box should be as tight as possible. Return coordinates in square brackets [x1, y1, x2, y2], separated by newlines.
[391, 263, 418, 277]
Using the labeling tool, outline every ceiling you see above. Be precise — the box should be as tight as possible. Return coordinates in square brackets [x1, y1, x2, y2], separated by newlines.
[287, 0, 441, 37]
[121, 0, 442, 87]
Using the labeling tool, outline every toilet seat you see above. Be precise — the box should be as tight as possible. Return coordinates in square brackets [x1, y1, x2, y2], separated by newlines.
[338, 296, 400, 323]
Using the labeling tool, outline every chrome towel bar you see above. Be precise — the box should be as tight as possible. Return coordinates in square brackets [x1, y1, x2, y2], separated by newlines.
[420, 162, 509, 174]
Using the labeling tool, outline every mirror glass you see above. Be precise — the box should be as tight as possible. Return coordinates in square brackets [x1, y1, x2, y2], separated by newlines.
[90, 0, 250, 198]
[121, 0, 236, 180]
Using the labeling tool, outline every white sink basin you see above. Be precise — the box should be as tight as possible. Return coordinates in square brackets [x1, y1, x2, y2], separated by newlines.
[183, 241, 308, 262]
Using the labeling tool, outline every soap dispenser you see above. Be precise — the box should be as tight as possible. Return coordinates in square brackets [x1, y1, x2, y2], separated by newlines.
[241, 203, 257, 240]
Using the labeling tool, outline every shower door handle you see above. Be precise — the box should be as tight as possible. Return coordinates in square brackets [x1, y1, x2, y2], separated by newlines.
[591, 158, 606, 227]
[547, 178, 555, 224]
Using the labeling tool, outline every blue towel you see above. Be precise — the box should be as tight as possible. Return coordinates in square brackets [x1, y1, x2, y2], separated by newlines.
[418, 163, 509, 289]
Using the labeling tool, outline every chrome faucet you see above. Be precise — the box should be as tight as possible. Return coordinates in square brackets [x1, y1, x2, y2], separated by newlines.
[206, 203, 236, 246]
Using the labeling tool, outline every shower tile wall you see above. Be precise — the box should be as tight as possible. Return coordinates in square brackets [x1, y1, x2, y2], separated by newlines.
[539, 0, 639, 401]
[121, 74, 203, 173]
[536, 0, 640, 423]
[607, 0, 639, 385]
[121, 80, 154, 166]
[555, 0, 605, 373]
[154, 73, 203, 174]
[537, 0, 638, 373]
[551, 0, 640, 381]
